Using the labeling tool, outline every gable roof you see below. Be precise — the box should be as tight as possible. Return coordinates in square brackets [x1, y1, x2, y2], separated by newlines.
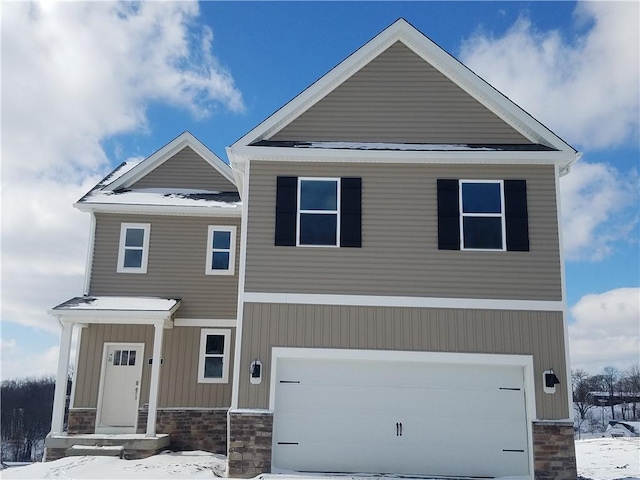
[76, 132, 241, 216]
[230, 18, 577, 157]
[109, 131, 236, 190]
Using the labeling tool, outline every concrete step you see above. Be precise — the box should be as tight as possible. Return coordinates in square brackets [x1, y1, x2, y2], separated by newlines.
[66, 445, 124, 458]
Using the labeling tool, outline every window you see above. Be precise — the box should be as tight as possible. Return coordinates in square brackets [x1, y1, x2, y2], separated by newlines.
[112, 349, 136, 366]
[460, 180, 505, 250]
[437, 179, 529, 252]
[275, 176, 362, 248]
[298, 178, 340, 246]
[197, 329, 231, 383]
[117, 223, 150, 273]
[206, 226, 236, 275]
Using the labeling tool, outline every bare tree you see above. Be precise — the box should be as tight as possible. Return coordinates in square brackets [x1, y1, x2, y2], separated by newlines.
[623, 364, 640, 420]
[601, 366, 622, 420]
[572, 369, 597, 438]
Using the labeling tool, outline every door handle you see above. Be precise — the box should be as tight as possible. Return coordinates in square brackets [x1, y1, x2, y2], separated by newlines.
[134, 387, 138, 400]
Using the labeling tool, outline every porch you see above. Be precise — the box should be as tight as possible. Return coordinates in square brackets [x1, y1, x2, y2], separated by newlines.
[44, 433, 170, 461]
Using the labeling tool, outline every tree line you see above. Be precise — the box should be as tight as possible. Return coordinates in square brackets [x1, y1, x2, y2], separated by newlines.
[572, 364, 640, 438]
[1, 376, 70, 462]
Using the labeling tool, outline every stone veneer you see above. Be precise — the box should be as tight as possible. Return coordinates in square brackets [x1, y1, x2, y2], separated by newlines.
[67, 408, 97, 434]
[136, 408, 227, 454]
[228, 410, 273, 478]
[532, 421, 577, 480]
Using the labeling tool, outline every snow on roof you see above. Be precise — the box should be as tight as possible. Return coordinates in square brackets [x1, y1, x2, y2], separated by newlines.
[251, 140, 557, 152]
[52, 296, 180, 312]
[97, 161, 140, 187]
[80, 187, 241, 209]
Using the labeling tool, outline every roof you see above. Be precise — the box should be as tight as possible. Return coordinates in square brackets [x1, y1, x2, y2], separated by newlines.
[252, 140, 557, 152]
[50, 296, 181, 325]
[228, 18, 579, 171]
[76, 132, 241, 215]
[52, 296, 180, 312]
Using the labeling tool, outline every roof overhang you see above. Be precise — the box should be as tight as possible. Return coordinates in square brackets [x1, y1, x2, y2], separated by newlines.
[74, 202, 242, 217]
[49, 296, 181, 328]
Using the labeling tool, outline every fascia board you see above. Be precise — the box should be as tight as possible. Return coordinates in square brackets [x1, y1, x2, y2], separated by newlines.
[232, 19, 575, 156]
[73, 203, 242, 217]
[48, 309, 175, 322]
[229, 145, 575, 165]
[108, 132, 235, 191]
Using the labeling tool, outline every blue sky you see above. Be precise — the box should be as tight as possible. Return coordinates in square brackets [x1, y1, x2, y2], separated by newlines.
[1, 1, 638, 380]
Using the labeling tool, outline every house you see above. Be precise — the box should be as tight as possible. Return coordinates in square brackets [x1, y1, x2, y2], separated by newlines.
[46, 19, 579, 479]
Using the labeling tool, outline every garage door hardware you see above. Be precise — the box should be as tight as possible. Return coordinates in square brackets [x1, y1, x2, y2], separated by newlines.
[396, 422, 403, 436]
[279, 380, 301, 384]
[503, 449, 525, 453]
[277, 442, 299, 445]
[499, 387, 521, 391]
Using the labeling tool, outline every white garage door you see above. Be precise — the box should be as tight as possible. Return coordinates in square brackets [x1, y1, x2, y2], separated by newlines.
[272, 355, 530, 478]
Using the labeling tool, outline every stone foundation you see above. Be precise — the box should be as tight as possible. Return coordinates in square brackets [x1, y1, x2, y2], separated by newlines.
[67, 408, 97, 434]
[533, 421, 577, 480]
[136, 407, 228, 454]
[228, 409, 273, 478]
[44, 447, 67, 462]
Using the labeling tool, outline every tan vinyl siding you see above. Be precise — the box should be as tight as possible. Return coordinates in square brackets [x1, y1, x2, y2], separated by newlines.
[74, 324, 233, 408]
[238, 303, 569, 420]
[269, 42, 531, 144]
[131, 147, 237, 192]
[90, 213, 240, 318]
[245, 162, 561, 301]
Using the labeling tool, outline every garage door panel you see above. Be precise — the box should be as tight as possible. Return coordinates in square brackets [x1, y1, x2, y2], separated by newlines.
[272, 355, 530, 478]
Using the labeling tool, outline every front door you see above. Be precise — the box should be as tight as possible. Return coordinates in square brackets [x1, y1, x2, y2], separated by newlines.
[96, 343, 144, 433]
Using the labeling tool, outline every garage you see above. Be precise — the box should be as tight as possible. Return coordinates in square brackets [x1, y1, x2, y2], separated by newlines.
[271, 349, 532, 478]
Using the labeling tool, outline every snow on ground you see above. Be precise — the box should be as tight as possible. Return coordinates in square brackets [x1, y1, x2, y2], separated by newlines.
[1, 451, 226, 479]
[2, 438, 638, 480]
[575, 437, 640, 480]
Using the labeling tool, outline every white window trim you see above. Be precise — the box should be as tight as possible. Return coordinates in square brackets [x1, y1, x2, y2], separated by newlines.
[296, 177, 341, 247]
[197, 328, 231, 383]
[205, 226, 236, 275]
[117, 223, 151, 273]
[459, 179, 506, 251]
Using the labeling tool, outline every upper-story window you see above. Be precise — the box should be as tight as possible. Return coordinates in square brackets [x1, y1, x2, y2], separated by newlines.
[206, 226, 236, 275]
[460, 180, 505, 251]
[275, 176, 362, 248]
[117, 223, 150, 273]
[298, 178, 340, 246]
[438, 179, 529, 252]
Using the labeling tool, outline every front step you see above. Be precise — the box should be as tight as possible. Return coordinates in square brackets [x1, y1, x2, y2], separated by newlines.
[66, 445, 124, 458]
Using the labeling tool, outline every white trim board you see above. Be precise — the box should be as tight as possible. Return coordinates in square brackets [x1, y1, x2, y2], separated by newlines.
[75, 203, 241, 217]
[244, 292, 563, 312]
[174, 318, 237, 328]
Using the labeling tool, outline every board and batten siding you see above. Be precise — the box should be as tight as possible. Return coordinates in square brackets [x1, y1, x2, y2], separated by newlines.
[74, 324, 233, 408]
[245, 162, 561, 301]
[90, 213, 240, 319]
[269, 42, 531, 144]
[131, 147, 237, 192]
[238, 303, 568, 420]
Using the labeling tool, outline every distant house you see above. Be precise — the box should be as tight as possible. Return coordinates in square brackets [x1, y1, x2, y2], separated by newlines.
[606, 421, 640, 437]
[46, 19, 579, 479]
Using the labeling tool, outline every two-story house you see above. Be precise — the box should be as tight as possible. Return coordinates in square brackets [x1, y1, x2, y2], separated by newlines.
[47, 19, 579, 479]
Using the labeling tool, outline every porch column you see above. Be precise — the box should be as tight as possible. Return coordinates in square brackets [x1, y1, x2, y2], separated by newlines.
[146, 321, 164, 437]
[51, 322, 73, 434]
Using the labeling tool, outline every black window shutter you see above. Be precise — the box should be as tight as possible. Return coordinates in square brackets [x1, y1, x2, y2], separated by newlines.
[437, 179, 460, 250]
[504, 180, 530, 251]
[275, 176, 297, 246]
[340, 177, 362, 247]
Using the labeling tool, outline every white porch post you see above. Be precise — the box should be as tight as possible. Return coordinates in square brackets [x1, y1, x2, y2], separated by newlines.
[146, 322, 164, 437]
[51, 322, 73, 434]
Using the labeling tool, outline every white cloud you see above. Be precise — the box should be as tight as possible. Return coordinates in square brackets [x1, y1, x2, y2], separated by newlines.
[459, 1, 640, 261]
[460, 1, 639, 150]
[1, 2, 243, 334]
[560, 160, 638, 261]
[569, 288, 640, 373]
[0, 340, 60, 381]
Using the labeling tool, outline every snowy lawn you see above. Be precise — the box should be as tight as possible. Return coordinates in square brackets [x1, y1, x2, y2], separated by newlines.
[2, 438, 638, 479]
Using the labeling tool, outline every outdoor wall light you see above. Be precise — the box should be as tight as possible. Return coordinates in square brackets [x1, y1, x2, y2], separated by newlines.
[543, 368, 560, 394]
[250, 359, 262, 385]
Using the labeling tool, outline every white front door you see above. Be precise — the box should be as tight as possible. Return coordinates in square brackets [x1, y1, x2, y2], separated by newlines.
[96, 343, 144, 433]
[272, 355, 530, 478]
